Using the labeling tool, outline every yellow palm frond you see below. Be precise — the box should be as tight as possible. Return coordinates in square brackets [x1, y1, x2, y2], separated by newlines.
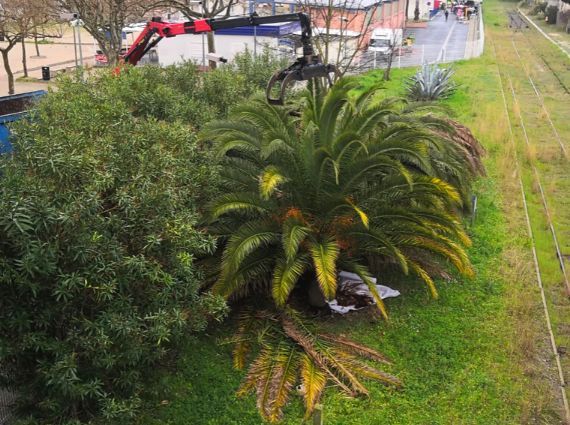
[259, 165, 288, 200]
[299, 353, 327, 418]
[267, 344, 299, 422]
[427, 177, 462, 204]
[409, 261, 438, 298]
[346, 198, 369, 229]
[345, 262, 388, 320]
[309, 239, 340, 300]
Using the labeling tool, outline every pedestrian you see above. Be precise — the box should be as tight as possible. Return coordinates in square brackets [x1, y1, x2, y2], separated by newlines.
[445, 9, 449, 21]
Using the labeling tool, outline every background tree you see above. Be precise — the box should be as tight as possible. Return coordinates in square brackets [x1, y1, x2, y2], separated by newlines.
[0, 0, 28, 94]
[0, 0, 59, 92]
[295, 0, 379, 76]
[58, 0, 150, 64]
[148, 0, 238, 68]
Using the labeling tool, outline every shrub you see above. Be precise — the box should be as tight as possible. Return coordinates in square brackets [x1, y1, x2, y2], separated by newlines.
[232, 47, 289, 92]
[97, 50, 286, 130]
[0, 76, 226, 422]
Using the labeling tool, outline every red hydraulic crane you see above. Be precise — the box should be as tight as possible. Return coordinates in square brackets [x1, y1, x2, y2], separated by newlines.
[122, 13, 337, 104]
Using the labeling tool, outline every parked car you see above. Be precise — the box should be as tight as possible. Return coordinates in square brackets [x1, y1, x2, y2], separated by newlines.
[94, 48, 159, 66]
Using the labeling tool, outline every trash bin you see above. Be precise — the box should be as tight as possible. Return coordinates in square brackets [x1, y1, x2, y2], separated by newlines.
[41, 66, 50, 81]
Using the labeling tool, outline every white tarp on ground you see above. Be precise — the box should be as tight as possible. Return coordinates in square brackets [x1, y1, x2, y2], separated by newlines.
[327, 271, 400, 314]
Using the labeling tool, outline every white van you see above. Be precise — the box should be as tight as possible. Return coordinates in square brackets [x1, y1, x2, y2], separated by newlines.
[369, 28, 404, 55]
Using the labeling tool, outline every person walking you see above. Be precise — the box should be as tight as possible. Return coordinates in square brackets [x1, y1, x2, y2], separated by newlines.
[445, 9, 449, 21]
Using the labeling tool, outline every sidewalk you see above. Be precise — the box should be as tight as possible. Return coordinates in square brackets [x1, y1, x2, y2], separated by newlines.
[0, 27, 98, 96]
[400, 12, 471, 67]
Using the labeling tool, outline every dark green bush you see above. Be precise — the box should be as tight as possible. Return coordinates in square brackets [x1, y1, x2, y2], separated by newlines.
[529, 1, 547, 15]
[98, 50, 286, 129]
[232, 47, 289, 91]
[0, 76, 226, 422]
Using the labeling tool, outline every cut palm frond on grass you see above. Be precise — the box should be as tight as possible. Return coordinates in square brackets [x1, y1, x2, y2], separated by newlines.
[230, 308, 401, 422]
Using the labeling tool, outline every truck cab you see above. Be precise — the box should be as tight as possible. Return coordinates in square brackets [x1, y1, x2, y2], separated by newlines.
[369, 28, 404, 55]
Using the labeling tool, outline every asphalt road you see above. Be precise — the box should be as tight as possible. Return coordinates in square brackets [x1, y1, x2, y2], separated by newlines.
[361, 11, 475, 70]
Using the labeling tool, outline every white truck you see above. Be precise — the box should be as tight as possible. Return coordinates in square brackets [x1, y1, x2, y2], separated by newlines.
[368, 28, 404, 56]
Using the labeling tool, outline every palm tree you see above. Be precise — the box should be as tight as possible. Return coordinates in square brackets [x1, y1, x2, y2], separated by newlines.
[203, 78, 480, 317]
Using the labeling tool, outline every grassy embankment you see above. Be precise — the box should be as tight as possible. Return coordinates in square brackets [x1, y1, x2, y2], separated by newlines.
[138, 2, 567, 423]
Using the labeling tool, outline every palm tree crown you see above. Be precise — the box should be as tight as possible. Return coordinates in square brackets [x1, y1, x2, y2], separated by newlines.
[204, 78, 481, 317]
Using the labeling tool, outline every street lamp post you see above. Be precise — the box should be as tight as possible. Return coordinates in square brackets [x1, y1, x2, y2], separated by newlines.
[70, 15, 84, 69]
[254, 24, 257, 57]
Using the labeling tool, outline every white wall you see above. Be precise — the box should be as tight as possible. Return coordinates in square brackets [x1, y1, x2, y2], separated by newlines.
[156, 33, 279, 66]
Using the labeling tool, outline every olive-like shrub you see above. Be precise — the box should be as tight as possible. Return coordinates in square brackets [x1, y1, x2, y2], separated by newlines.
[0, 76, 226, 422]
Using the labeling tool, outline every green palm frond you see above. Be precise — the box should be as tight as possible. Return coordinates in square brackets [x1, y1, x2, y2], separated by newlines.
[208, 193, 273, 220]
[222, 221, 279, 273]
[272, 255, 310, 307]
[281, 219, 311, 260]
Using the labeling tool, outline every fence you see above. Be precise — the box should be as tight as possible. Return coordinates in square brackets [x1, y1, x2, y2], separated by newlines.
[357, 8, 484, 71]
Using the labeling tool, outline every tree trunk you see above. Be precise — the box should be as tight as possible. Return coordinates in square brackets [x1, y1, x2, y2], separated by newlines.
[21, 38, 28, 78]
[1, 49, 15, 95]
[414, 0, 420, 21]
[207, 32, 217, 69]
[34, 34, 41, 57]
[383, 49, 394, 81]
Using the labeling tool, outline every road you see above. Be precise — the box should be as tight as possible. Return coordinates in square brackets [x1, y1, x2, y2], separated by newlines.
[360, 11, 476, 70]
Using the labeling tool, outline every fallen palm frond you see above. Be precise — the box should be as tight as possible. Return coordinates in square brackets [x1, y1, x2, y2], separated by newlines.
[229, 308, 401, 422]
[433, 119, 487, 177]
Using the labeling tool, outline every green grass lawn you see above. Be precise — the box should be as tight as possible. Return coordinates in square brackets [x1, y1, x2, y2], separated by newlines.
[136, 3, 567, 423]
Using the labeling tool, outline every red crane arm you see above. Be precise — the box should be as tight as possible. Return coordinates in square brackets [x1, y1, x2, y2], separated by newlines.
[121, 13, 337, 105]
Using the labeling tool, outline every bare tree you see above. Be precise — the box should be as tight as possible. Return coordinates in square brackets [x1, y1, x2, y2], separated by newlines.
[58, 0, 150, 65]
[296, 0, 379, 76]
[148, 0, 237, 68]
[0, 0, 37, 93]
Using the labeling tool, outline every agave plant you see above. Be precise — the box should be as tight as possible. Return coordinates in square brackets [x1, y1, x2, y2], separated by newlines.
[203, 78, 478, 316]
[405, 63, 457, 101]
[229, 308, 401, 422]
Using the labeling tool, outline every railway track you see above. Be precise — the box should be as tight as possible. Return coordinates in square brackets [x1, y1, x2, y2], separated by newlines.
[489, 11, 570, 423]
